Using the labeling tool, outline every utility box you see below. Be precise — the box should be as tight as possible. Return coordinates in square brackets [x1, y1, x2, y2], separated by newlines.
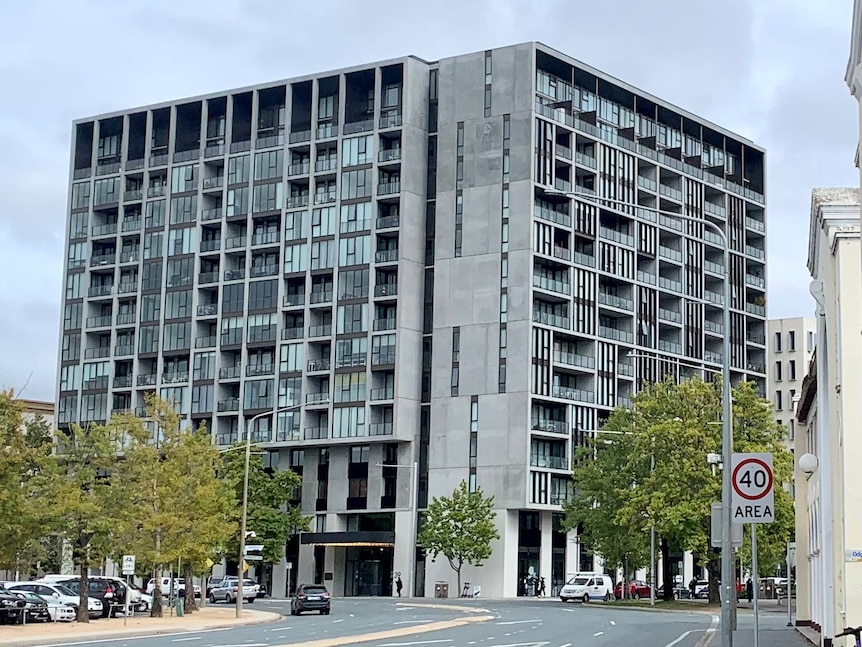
[434, 582, 449, 598]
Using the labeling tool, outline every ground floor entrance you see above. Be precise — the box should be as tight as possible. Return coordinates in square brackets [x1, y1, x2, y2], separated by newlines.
[344, 546, 393, 597]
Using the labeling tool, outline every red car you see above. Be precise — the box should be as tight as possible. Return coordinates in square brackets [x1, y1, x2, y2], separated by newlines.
[614, 580, 652, 600]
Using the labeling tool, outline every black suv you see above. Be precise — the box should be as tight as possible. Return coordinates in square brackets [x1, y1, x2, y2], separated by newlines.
[57, 577, 127, 618]
[290, 583, 330, 616]
[0, 587, 26, 625]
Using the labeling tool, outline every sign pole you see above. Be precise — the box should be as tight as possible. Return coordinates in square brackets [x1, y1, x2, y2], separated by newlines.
[786, 542, 793, 627]
[752, 524, 759, 647]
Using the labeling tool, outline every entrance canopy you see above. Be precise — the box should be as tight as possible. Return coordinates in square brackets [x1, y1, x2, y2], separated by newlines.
[300, 531, 395, 547]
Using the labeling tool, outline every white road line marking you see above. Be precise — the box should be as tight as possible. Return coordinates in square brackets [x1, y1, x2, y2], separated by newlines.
[38, 629, 230, 646]
[394, 620, 433, 624]
[610, 620, 616, 625]
[560, 643, 573, 647]
[497, 619, 541, 625]
[593, 632, 604, 637]
[333, 618, 344, 623]
[378, 641, 454, 647]
[663, 631, 696, 647]
[172, 639, 202, 643]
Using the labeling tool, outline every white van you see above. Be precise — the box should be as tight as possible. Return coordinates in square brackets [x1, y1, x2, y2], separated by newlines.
[559, 573, 615, 603]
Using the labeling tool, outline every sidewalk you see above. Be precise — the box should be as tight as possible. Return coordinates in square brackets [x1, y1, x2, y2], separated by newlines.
[730, 628, 813, 647]
[0, 606, 280, 647]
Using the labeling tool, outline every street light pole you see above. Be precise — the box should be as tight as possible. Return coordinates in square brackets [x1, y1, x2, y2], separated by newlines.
[377, 461, 419, 597]
[548, 189, 734, 644]
[236, 403, 303, 619]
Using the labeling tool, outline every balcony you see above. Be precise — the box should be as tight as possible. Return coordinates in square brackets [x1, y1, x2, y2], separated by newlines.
[116, 312, 136, 326]
[372, 349, 396, 366]
[533, 275, 571, 296]
[658, 214, 683, 231]
[553, 350, 595, 370]
[224, 268, 246, 281]
[204, 143, 225, 158]
[532, 311, 569, 329]
[119, 251, 139, 264]
[555, 144, 572, 160]
[253, 231, 280, 246]
[84, 347, 110, 359]
[704, 350, 723, 364]
[551, 385, 594, 403]
[113, 375, 132, 388]
[375, 249, 399, 263]
[282, 327, 304, 340]
[637, 176, 657, 192]
[747, 362, 766, 374]
[530, 454, 568, 470]
[201, 207, 223, 222]
[336, 354, 366, 368]
[289, 129, 312, 144]
[369, 422, 394, 436]
[704, 260, 725, 275]
[304, 426, 328, 440]
[315, 158, 338, 173]
[198, 271, 219, 284]
[658, 308, 682, 324]
[374, 284, 398, 297]
[379, 148, 402, 163]
[531, 419, 568, 435]
[203, 176, 224, 191]
[370, 387, 394, 401]
[86, 314, 112, 328]
[658, 184, 682, 201]
[534, 205, 571, 228]
[704, 290, 724, 305]
[216, 433, 239, 446]
[256, 133, 284, 149]
[554, 178, 572, 193]
[550, 246, 571, 261]
[217, 398, 240, 413]
[704, 320, 724, 335]
[225, 235, 247, 250]
[305, 392, 330, 405]
[162, 371, 189, 384]
[88, 285, 114, 298]
[658, 246, 683, 263]
[194, 336, 217, 349]
[618, 362, 635, 377]
[379, 114, 402, 129]
[197, 304, 219, 317]
[745, 274, 765, 289]
[598, 227, 634, 247]
[136, 374, 157, 386]
[200, 239, 221, 253]
[745, 245, 765, 261]
[147, 185, 166, 197]
[373, 318, 396, 332]
[114, 344, 134, 357]
[746, 302, 766, 317]
[287, 195, 310, 209]
[745, 217, 765, 233]
[598, 326, 634, 344]
[704, 201, 726, 218]
[598, 292, 634, 311]
[344, 119, 374, 135]
[657, 340, 683, 355]
[283, 294, 305, 308]
[378, 181, 401, 195]
[246, 364, 275, 377]
[288, 162, 310, 177]
[573, 251, 595, 268]
[307, 358, 331, 372]
[91, 224, 118, 237]
[637, 271, 656, 285]
[703, 230, 724, 247]
[316, 124, 338, 139]
[313, 191, 337, 205]
[746, 332, 766, 345]
[310, 290, 333, 304]
[658, 277, 682, 293]
[377, 215, 400, 229]
[219, 366, 241, 380]
[308, 324, 332, 338]
[576, 152, 597, 169]
[250, 265, 278, 278]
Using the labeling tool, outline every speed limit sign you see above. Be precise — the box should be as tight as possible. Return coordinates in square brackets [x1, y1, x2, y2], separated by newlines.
[731, 453, 774, 523]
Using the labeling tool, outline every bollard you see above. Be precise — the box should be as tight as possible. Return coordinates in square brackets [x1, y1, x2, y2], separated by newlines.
[175, 597, 184, 617]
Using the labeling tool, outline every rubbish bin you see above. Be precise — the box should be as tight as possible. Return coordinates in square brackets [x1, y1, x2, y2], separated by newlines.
[174, 597, 184, 617]
[434, 582, 449, 599]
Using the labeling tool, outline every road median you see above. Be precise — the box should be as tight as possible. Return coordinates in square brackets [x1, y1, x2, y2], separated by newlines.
[0, 606, 281, 647]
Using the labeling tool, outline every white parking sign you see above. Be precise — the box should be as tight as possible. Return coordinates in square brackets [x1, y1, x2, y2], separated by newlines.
[122, 555, 136, 575]
[731, 453, 774, 523]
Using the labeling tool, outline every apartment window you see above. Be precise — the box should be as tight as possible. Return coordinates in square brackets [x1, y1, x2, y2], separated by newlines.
[498, 363, 506, 393]
[168, 227, 196, 256]
[337, 303, 368, 334]
[248, 280, 277, 311]
[454, 190, 463, 257]
[775, 390, 783, 411]
[244, 379, 274, 410]
[226, 187, 249, 216]
[484, 86, 492, 118]
[285, 210, 307, 241]
[171, 165, 198, 193]
[163, 322, 191, 351]
[228, 155, 250, 185]
[341, 169, 371, 200]
[450, 366, 459, 397]
[342, 135, 374, 167]
[788, 419, 796, 441]
[71, 182, 91, 210]
[93, 178, 120, 205]
[279, 344, 304, 373]
[339, 268, 369, 299]
[254, 150, 283, 181]
[220, 316, 244, 346]
[164, 290, 192, 319]
[166, 258, 194, 287]
[499, 327, 507, 359]
[191, 385, 214, 414]
[59, 365, 81, 391]
[335, 372, 366, 403]
[63, 303, 82, 331]
[340, 202, 371, 233]
[788, 330, 796, 351]
[138, 326, 159, 353]
[774, 361, 782, 381]
[278, 377, 302, 407]
[333, 407, 366, 438]
[283, 243, 309, 273]
[145, 200, 165, 228]
[253, 183, 283, 213]
[789, 360, 797, 380]
[484, 50, 492, 84]
[193, 352, 216, 380]
[311, 207, 337, 237]
[452, 327, 460, 363]
[310, 239, 335, 270]
[248, 313, 277, 343]
[338, 235, 370, 266]
[774, 332, 782, 352]
[807, 331, 815, 352]
[169, 196, 197, 224]
[143, 231, 164, 260]
[336, 337, 367, 366]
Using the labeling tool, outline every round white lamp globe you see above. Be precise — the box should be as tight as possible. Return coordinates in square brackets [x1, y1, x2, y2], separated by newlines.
[798, 453, 818, 474]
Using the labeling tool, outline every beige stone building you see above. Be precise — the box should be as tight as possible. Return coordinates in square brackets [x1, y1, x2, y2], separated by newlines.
[766, 317, 815, 454]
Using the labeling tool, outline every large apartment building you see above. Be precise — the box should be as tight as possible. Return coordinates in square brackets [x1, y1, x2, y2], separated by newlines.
[767, 317, 815, 450]
[56, 42, 767, 599]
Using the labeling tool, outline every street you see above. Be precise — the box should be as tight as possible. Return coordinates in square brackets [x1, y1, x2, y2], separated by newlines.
[12, 597, 731, 647]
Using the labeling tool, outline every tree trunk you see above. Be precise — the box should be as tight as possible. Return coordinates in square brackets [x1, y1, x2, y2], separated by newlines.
[706, 559, 721, 605]
[661, 537, 673, 602]
[150, 531, 163, 618]
[77, 554, 90, 623]
[455, 565, 461, 598]
[183, 563, 197, 612]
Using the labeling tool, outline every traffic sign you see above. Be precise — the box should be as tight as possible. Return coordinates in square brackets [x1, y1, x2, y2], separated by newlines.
[245, 544, 264, 552]
[244, 555, 263, 561]
[731, 452, 774, 523]
[122, 555, 136, 575]
[710, 503, 742, 548]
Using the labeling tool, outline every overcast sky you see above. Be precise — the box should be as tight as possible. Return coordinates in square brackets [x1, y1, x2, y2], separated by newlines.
[0, 0, 856, 402]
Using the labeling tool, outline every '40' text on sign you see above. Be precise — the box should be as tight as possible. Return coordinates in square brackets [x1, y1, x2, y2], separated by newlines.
[730, 452, 774, 524]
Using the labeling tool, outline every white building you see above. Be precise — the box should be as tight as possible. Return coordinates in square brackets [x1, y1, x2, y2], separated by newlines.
[795, 188, 862, 646]
[766, 318, 815, 453]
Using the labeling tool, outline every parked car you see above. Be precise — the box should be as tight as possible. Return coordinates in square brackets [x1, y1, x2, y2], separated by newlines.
[0, 587, 27, 625]
[290, 583, 331, 616]
[208, 578, 256, 604]
[614, 579, 651, 600]
[9, 581, 103, 619]
[693, 580, 711, 599]
[12, 590, 52, 623]
[42, 596, 77, 622]
[657, 583, 692, 599]
[559, 574, 615, 603]
[55, 577, 127, 618]
[126, 582, 153, 612]
[146, 577, 201, 599]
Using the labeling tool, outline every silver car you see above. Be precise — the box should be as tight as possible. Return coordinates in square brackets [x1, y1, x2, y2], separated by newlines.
[208, 577, 256, 604]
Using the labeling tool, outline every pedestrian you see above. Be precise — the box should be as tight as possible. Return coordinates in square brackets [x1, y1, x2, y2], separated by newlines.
[689, 578, 697, 599]
[746, 578, 753, 603]
[538, 577, 546, 597]
[396, 576, 403, 597]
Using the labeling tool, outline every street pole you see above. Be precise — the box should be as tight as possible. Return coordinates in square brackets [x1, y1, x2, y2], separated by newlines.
[548, 189, 735, 643]
[752, 524, 759, 647]
[236, 403, 304, 619]
[650, 451, 656, 607]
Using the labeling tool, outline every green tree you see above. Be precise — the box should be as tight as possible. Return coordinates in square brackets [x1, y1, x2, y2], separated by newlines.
[221, 443, 308, 571]
[417, 480, 500, 593]
[562, 424, 651, 596]
[46, 421, 121, 621]
[564, 378, 793, 604]
[0, 392, 53, 578]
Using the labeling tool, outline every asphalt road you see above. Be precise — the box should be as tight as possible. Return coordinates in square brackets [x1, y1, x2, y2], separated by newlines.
[26, 597, 722, 647]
